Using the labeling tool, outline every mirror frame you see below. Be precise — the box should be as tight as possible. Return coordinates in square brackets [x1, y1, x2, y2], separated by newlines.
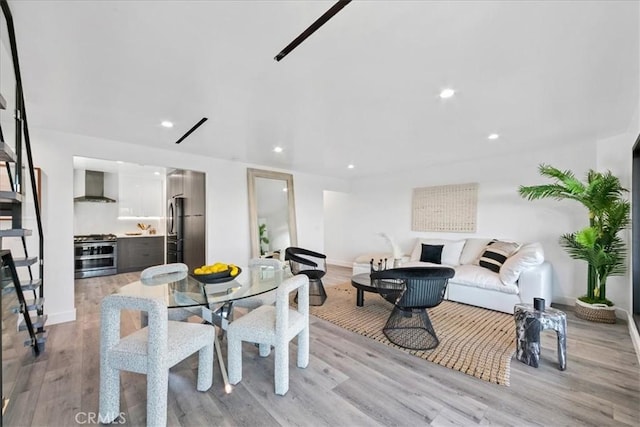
[247, 168, 298, 258]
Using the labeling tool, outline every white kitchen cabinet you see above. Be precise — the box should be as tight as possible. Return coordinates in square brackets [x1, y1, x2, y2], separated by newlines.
[118, 173, 164, 218]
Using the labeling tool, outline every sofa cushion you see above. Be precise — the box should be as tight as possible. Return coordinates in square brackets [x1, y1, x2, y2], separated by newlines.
[410, 239, 466, 266]
[477, 240, 520, 273]
[452, 265, 519, 294]
[420, 244, 443, 264]
[459, 238, 492, 265]
[499, 242, 545, 285]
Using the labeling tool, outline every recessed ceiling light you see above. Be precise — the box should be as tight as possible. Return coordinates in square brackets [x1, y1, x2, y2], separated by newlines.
[488, 133, 500, 140]
[282, 187, 288, 192]
[161, 121, 174, 128]
[347, 164, 355, 169]
[154, 171, 161, 176]
[439, 88, 455, 99]
[273, 146, 283, 153]
[116, 161, 124, 164]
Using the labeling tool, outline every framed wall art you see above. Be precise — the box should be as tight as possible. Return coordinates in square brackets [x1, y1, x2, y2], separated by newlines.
[412, 182, 478, 232]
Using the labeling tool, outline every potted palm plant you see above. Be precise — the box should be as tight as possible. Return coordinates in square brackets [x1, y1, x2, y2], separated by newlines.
[519, 164, 630, 323]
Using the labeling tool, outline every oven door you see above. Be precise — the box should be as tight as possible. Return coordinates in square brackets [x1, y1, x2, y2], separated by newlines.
[74, 242, 117, 278]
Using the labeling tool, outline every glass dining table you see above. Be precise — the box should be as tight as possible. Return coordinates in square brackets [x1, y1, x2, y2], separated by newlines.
[118, 264, 289, 392]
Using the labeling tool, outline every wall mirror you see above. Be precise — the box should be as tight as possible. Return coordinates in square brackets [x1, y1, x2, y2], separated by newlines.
[247, 168, 297, 258]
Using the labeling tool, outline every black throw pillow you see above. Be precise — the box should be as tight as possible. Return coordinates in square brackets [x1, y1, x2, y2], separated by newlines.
[420, 244, 443, 264]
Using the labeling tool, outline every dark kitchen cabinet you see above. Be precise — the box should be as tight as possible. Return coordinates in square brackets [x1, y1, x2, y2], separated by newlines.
[117, 236, 164, 273]
[183, 215, 205, 270]
[183, 170, 205, 216]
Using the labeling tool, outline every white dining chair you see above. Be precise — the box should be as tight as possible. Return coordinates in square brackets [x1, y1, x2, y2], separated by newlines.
[231, 258, 283, 312]
[99, 294, 214, 426]
[140, 263, 198, 325]
[227, 274, 309, 395]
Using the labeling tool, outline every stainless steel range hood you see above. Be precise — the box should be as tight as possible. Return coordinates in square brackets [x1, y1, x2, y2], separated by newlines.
[74, 170, 116, 203]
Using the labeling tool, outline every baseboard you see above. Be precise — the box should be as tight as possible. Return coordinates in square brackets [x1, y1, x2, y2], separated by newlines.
[327, 259, 352, 268]
[46, 309, 77, 325]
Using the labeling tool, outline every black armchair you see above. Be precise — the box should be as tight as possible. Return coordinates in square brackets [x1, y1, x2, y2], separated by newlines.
[285, 247, 327, 306]
[370, 267, 455, 350]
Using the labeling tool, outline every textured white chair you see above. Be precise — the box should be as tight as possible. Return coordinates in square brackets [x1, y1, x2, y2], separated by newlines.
[99, 294, 215, 426]
[227, 274, 309, 395]
[140, 263, 197, 325]
[232, 258, 283, 311]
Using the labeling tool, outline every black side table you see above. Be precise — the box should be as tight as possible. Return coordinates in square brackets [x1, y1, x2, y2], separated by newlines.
[514, 303, 567, 370]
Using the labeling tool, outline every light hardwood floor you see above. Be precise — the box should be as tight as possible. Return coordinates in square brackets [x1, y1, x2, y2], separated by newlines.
[2, 265, 639, 426]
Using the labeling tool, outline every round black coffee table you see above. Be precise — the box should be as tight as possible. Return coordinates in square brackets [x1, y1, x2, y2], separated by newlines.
[351, 273, 374, 307]
[351, 273, 404, 307]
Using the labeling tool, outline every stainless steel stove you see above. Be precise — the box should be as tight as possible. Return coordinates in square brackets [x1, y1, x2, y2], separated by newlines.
[74, 234, 117, 243]
[74, 234, 118, 278]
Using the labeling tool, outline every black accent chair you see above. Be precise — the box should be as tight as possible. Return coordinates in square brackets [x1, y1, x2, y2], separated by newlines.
[370, 267, 455, 350]
[285, 247, 327, 306]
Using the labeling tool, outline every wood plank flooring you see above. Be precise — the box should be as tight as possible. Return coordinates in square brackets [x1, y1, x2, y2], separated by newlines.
[2, 266, 639, 426]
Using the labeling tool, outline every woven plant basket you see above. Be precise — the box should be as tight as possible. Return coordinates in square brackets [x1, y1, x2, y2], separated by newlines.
[574, 299, 616, 324]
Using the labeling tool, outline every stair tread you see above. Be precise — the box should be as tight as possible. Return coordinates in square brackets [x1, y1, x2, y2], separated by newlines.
[0, 141, 16, 162]
[0, 191, 22, 203]
[10, 297, 45, 313]
[1, 278, 42, 294]
[18, 314, 47, 331]
[12, 256, 38, 267]
[23, 330, 48, 347]
[0, 228, 32, 237]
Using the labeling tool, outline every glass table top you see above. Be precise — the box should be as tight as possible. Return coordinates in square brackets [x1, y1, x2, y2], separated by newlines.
[118, 265, 288, 308]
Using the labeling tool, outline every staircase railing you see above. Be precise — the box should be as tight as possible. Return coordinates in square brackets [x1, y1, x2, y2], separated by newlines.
[1, 0, 45, 310]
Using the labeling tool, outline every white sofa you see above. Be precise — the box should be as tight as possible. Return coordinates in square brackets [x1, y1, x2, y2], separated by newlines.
[353, 238, 553, 314]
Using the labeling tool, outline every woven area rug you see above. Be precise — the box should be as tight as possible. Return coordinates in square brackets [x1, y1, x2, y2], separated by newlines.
[308, 283, 516, 385]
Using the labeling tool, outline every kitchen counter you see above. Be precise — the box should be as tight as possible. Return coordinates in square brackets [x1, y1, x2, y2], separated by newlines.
[116, 233, 165, 238]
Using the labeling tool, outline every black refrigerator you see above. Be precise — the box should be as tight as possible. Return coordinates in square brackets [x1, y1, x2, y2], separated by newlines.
[166, 170, 205, 270]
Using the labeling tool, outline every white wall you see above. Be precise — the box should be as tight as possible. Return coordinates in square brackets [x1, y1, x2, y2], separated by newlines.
[31, 128, 349, 324]
[324, 141, 596, 306]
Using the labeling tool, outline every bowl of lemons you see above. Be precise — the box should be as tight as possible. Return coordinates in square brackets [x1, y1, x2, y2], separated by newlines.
[192, 262, 241, 283]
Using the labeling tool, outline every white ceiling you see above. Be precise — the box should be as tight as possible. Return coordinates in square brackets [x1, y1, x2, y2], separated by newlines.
[5, 0, 640, 179]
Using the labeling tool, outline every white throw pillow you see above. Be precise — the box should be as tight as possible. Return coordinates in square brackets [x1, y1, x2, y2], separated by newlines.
[459, 238, 492, 265]
[499, 242, 545, 285]
[409, 239, 465, 266]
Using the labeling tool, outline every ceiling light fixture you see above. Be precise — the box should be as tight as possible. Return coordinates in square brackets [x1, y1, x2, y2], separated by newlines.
[174, 117, 208, 144]
[488, 133, 500, 140]
[274, 0, 352, 62]
[347, 164, 355, 169]
[439, 88, 455, 99]
[273, 146, 283, 153]
[161, 121, 174, 128]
